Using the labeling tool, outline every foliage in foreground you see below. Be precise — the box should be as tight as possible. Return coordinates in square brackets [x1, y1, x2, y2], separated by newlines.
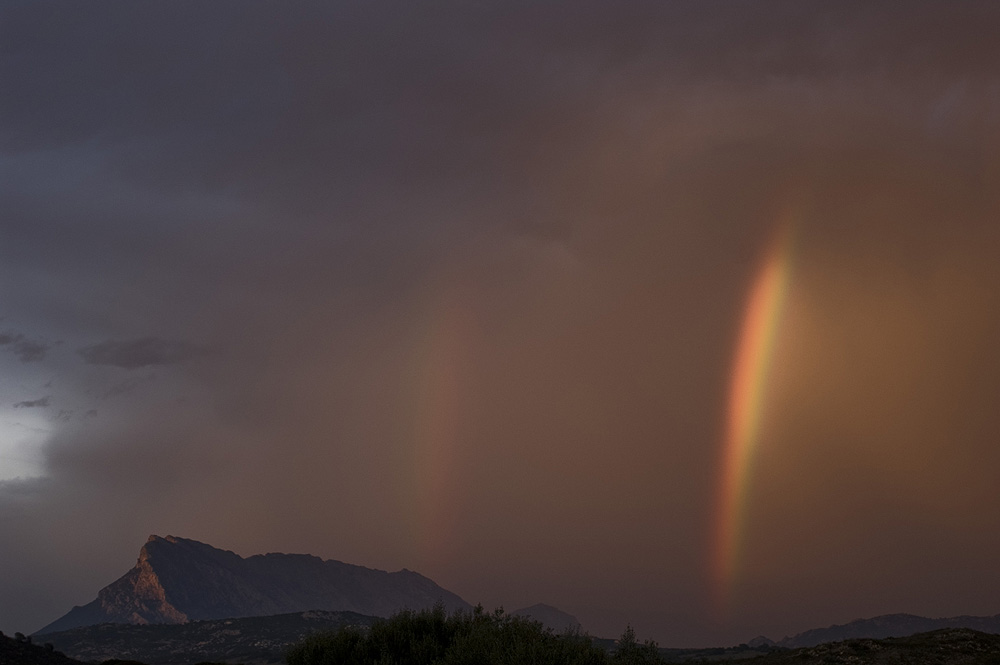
[285, 605, 664, 665]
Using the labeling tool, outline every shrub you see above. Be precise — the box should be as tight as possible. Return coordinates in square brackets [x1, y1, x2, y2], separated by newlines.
[612, 626, 661, 665]
[286, 605, 645, 665]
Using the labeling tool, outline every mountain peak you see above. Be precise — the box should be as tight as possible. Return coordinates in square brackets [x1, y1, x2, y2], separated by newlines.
[512, 603, 582, 632]
[38, 536, 470, 635]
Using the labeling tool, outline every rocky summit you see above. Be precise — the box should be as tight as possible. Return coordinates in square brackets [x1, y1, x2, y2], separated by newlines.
[37, 535, 471, 634]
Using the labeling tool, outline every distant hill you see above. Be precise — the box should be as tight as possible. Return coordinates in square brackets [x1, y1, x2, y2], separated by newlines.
[38, 535, 471, 634]
[732, 628, 1000, 665]
[38, 610, 378, 665]
[778, 612, 1000, 648]
[512, 604, 582, 633]
[0, 631, 86, 665]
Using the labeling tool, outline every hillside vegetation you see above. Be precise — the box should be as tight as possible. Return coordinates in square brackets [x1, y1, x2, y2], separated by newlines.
[726, 628, 1000, 665]
[0, 630, 86, 665]
[40, 610, 378, 665]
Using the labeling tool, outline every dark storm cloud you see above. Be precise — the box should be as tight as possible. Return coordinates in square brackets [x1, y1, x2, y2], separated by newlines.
[13, 396, 49, 409]
[0, 332, 51, 362]
[12, 339, 50, 362]
[1, 0, 999, 648]
[77, 338, 209, 370]
[102, 374, 155, 399]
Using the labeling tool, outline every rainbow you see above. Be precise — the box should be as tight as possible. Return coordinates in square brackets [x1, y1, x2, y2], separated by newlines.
[712, 222, 794, 611]
[408, 281, 478, 565]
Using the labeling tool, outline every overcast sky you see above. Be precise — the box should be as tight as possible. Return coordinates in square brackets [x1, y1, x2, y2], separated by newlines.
[2, 1, 1000, 647]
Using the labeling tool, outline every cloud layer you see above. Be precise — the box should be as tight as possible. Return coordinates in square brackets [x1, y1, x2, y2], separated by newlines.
[78, 338, 210, 369]
[1, 0, 1000, 646]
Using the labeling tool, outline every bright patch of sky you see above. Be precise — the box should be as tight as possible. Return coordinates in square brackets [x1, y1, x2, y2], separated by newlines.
[0, 336, 56, 480]
[0, 407, 49, 480]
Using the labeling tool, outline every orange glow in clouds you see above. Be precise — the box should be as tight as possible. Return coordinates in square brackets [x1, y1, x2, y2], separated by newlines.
[713, 223, 794, 613]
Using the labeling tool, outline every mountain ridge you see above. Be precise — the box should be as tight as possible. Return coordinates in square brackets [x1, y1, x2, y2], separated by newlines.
[777, 612, 1000, 648]
[38, 535, 471, 634]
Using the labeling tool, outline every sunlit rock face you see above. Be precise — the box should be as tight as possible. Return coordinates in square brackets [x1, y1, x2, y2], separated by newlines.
[38, 535, 471, 633]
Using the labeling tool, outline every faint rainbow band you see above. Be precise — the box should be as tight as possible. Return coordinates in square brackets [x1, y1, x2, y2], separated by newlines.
[410, 282, 476, 564]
